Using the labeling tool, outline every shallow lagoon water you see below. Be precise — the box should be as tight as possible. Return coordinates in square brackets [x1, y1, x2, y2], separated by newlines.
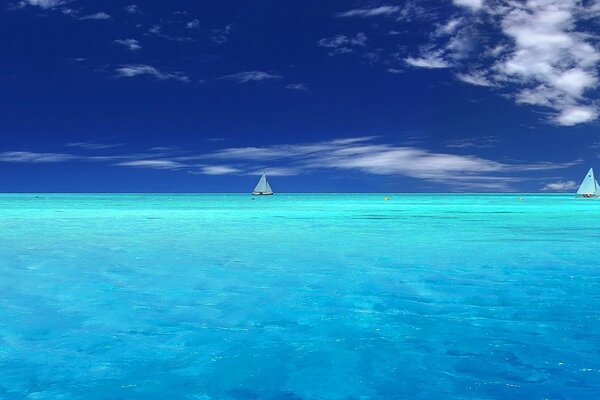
[1, 193, 599, 399]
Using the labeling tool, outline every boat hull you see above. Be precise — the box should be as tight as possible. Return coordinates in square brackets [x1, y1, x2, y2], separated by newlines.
[252, 192, 274, 196]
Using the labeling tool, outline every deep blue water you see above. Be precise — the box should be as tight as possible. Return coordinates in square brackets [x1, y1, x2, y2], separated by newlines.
[1, 194, 599, 399]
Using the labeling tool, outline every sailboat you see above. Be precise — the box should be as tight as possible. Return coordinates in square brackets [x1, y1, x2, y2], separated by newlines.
[577, 168, 600, 198]
[252, 174, 273, 196]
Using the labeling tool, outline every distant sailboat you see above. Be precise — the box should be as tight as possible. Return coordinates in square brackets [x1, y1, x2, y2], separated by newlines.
[252, 174, 273, 196]
[577, 168, 600, 198]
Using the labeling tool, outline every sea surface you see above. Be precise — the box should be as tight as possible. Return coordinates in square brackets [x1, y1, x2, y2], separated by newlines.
[1, 193, 599, 399]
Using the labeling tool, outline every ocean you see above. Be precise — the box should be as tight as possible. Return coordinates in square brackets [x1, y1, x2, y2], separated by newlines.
[1, 193, 599, 399]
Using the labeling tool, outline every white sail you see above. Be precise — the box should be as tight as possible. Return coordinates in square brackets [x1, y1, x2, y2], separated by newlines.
[577, 168, 599, 195]
[252, 174, 273, 195]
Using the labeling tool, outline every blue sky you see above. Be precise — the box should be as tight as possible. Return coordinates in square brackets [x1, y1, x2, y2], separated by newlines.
[1, 0, 600, 192]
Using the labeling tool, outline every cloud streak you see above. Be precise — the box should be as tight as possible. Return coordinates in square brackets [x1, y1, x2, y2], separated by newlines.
[79, 12, 111, 20]
[115, 64, 190, 82]
[15, 0, 65, 10]
[148, 25, 194, 42]
[66, 141, 124, 150]
[203, 137, 576, 190]
[285, 83, 308, 91]
[124, 4, 140, 14]
[336, 6, 402, 18]
[115, 39, 141, 52]
[0, 151, 74, 163]
[318, 33, 367, 55]
[116, 160, 184, 169]
[212, 24, 234, 44]
[218, 71, 282, 83]
[541, 180, 578, 191]
[0, 138, 580, 191]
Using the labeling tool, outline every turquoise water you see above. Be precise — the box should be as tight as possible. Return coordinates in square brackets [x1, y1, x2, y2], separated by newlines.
[1, 193, 599, 399]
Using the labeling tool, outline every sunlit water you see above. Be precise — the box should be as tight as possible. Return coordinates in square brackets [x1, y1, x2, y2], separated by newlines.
[1, 194, 599, 399]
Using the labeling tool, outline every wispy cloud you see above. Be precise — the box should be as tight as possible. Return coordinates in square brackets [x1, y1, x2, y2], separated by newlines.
[203, 137, 576, 190]
[79, 11, 111, 20]
[456, 71, 493, 87]
[0, 151, 74, 163]
[114, 39, 141, 52]
[400, 0, 600, 126]
[115, 64, 190, 82]
[212, 24, 234, 44]
[148, 25, 194, 42]
[406, 51, 451, 69]
[541, 180, 578, 191]
[329, 0, 599, 126]
[219, 71, 282, 83]
[66, 141, 124, 150]
[199, 165, 240, 175]
[186, 19, 200, 29]
[124, 4, 140, 14]
[318, 33, 367, 55]
[493, 0, 600, 126]
[246, 167, 300, 176]
[335, 5, 402, 18]
[0, 137, 579, 191]
[335, 2, 431, 22]
[285, 83, 308, 91]
[14, 0, 65, 10]
[405, 17, 474, 70]
[116, 160, 184, 169]
[452, 0, 483, 11]
[443, 136, 498, 149]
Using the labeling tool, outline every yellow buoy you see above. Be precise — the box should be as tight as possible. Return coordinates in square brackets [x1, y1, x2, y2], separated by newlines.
[384, 196, 390, 201]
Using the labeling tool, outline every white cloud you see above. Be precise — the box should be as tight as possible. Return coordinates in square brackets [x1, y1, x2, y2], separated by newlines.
[114, 39, 141, 52]
[0, 151, 74, 162]
[212, 24, 234, 44]
[404, 16, 474, 70]
[246, 167, 300, 176]
[336, 6, 402, 18]
[186, 19, 200, 29]
[456, 71, 493, 87]
[117, 160, 184, 169]
[318, 33, 368, 55]
[435, 18, 463, 36]
[66, 142, 124, 150]
[444, 136, 498, 148]
[124, 4, 140, 14]
[115, 64, 190, 82]
[0, 137, 579, 191]
[555, 106, 598, 126]
[199, 165, 240, 175]
[148, 25, 193, 42]
[453, 0, 483, 11]
[285, 83, 308, 91]
[406, 50, 451, 69]
[398, 0, 600, 126]
[541, 180, 578, 191]
[491, 0, 600, 125]
[79, 12, 111, 20]
[206, 137, 576, 191]
[16, 0, 64, 9]
[314, 146, 502, 178]
[219, 71, 282, 83]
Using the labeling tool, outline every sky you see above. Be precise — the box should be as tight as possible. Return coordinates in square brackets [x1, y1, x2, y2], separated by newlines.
[1, 0, 600, 192]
